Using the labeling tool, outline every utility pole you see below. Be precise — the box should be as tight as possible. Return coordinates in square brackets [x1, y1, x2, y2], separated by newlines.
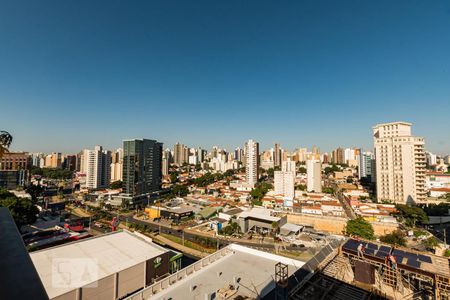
[182, 231, 185, 246]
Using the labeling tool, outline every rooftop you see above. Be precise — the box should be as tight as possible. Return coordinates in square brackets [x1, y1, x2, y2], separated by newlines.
[128, 244, 305, 300]
[30, 230, 168, 299]
[238, 208, 281, 222]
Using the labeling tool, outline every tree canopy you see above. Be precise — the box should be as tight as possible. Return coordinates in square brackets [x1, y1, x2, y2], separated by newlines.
[421, 202, 450, 216]
[379, 230, 406, 246]
[394, 204, 428, 227]
[171, 184, 189, 197]
[0, 189, 38, 229]
[250, 182, 273, 206]
[345, 217, 374, 240]
[110, 180, 123, 189]
[30, 166, 73, 179]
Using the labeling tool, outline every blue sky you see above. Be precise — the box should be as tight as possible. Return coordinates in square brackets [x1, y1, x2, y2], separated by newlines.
[1, 0, 450, 154]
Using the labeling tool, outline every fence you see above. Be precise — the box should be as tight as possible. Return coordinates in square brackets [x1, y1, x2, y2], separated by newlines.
[124, 246, 233, 300]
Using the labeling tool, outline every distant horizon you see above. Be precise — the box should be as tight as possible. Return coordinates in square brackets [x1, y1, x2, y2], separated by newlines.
[7, 122, 449, 156]
[2, 1, 450, 155]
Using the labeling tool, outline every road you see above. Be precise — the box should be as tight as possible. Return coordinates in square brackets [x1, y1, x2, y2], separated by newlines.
[117, 215, 308, 251]
[332, 183, 357, 220]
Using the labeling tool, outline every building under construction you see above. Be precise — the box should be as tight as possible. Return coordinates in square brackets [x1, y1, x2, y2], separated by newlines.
[287, 238, 450, 300]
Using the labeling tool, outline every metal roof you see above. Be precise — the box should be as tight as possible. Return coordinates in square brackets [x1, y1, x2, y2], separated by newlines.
[30, 230, 168, 299]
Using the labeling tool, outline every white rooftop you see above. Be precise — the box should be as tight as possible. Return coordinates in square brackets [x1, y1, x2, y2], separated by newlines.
[238, 207, 280, 222]
[281, 223, 303, 233]
[142, 244, 304, 300]
[30, 230, 168, 299]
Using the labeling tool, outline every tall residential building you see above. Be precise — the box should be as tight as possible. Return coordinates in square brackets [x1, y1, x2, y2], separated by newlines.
[110, 148, 123, 182]
[373, 122, 426, 203]
[426, 152, 437, 167]
[162, 149, 171, 176]
[197, 147, 206, 163]
[82, 146, 111, 189]
[234, 147, 244, 163]
[123, 139, 163, 196]
[332, 148, 345, 164]
[43, 152, 62, 168]
[358, 151, 375, 180]
[274, 143, 281, 168]
[307, 159, 322, 193]
[245, 139, 259, 187]
[173, 142, 187, 166]
[274, 158, 296, 199]
[63, 155, 77, 171]
[295, 148, 308, 162]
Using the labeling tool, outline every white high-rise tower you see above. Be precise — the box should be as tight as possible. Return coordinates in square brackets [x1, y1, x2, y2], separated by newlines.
[373, 122, 426, 203]
[245, 139, 259, 187]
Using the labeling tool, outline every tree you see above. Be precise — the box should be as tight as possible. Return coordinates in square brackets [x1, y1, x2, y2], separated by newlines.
[322, 187, 334, 194]
[422, 202, 450, 215]
[110, 180, 123, 189]
[0, 189, 38, 229]
[171, 184, 189, 197]
[0, 131, 13, 158]
[297, 167, 307, 174]
[424, 236, 439, 248]
[250, 182, 273, 202]
[395, 204, 428, 227]
[295, 184, 306, 191]
[380, 230, 406, 246]
[345, 217, 374, 240]
[170, 172, 178, 183]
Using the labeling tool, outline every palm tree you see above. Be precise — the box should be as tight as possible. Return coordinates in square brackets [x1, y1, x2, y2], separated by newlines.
[0, 131, 13, 158]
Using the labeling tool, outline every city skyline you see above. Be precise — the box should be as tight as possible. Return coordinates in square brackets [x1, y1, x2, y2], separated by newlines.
[2, 1, 450, 154]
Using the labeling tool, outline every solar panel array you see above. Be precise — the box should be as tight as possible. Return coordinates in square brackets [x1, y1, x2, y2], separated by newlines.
[342, 239, 433, 270]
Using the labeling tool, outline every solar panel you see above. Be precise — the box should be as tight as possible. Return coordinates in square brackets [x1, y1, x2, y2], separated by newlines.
[367, 243, 379, 250]
[343, 239, 359, 251]
[379, 246, 391, 253]
[403, 252, 419, 261]
[418, 254, 432, 263]
[364, 248, 376, 256]
[392, 249, 405, 257]
[406, 259, 421, 268]
[375, 249, 390, 258]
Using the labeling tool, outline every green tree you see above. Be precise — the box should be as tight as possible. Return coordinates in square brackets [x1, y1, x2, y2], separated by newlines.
[380, 230, 406, 246]
[395, 204, 428, 227]
[424, 236, 439, 248]
[0, 131, 13, 158]
[297, 167, 307, 174]
[0, 189, 39, 229]
[170, 172, 179, 183]
[295, 184, 306, 191]
[345, 217, 375, 240]
[250, 182, 273, 203]
[110, 180, 123, 189]
[322, 187, 334, 194]
[171, 184, 189, 197]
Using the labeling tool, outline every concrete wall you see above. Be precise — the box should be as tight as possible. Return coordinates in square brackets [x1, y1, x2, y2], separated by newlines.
[117, 263, 145, 299]
[81, 274, 115, 300]
[286, 213, 399, 236]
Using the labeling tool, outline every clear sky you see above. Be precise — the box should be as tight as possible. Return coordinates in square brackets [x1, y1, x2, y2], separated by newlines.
[1, 0, 450, 155]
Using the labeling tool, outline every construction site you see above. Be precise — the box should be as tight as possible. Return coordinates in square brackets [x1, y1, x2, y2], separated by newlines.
[287, 238, 450, 300]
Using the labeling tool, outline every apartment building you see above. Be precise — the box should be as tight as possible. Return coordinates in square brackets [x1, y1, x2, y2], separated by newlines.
[373, 122, 426, 203]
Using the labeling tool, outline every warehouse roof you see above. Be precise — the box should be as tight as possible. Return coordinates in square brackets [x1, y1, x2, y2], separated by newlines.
[30, 230, 168, 299]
